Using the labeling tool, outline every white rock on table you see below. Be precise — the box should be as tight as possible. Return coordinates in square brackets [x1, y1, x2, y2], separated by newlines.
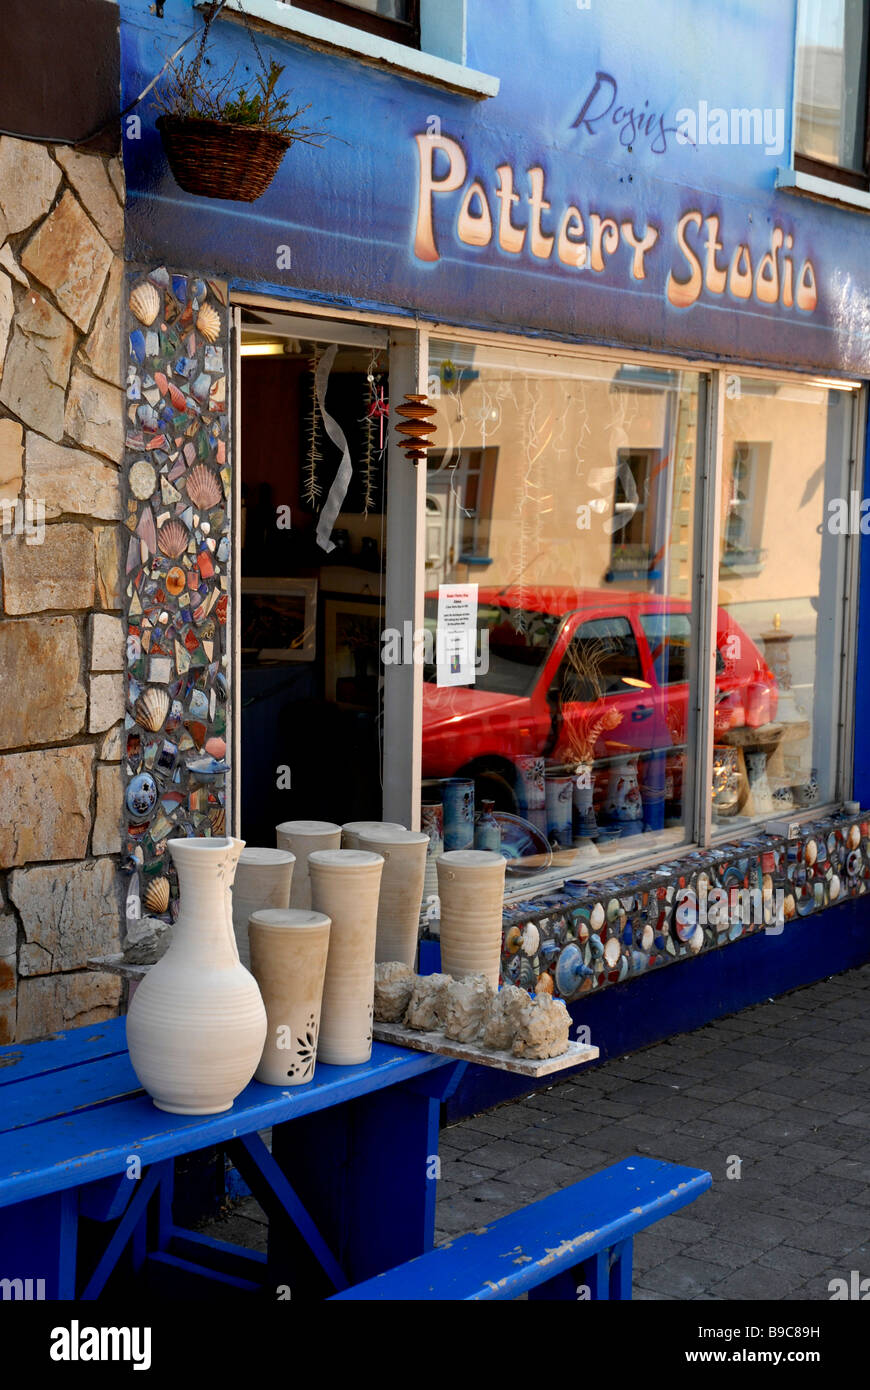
[374, 961, 415, 1023]
[444, 973, 492, 1043]
[403, 972, 451, 1031]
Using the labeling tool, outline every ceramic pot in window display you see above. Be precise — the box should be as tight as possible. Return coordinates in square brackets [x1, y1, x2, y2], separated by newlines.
[437, 849, 506, 989]
[309, 849, 384, 1065]
[572, 763, 597, 840]
[231, 847, 295, 969]
[276, 820, 342, 909]
[745, 751, 774, 814]
[126, 837, 267, 1114]
[420, 801, 444, 927]
[441, 779, 475, 851]
[516, 756, 547, 835]
[249, 909, 331, 1086]
[474, 799, 502, 852]
[711, 746, 740, 818]
[603, 755, 643, 835]
[357, 827, 429, 969]
[545, 774, 574, 847]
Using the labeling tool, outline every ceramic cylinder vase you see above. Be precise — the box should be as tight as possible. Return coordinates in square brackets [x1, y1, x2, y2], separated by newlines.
[248, 909, 331, 1086]
[275, 820, 342, 909]
[126, 837, 267, 1115]
[441, 780, 475, 851]
[309, 849, 384, 1065]
[357, 827, 429, 969]
[436, 849, 506, 989]
[341, 820, 405, 850]
[231, 847, 295, 969]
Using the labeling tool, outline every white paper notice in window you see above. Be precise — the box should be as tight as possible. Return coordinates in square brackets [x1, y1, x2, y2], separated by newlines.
[436, 583, 478, 686]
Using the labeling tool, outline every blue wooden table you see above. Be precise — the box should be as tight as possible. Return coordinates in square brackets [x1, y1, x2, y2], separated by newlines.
[0, 1017, 462, 1299]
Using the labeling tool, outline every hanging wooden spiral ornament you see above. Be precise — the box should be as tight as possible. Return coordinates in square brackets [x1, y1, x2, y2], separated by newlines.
[394, 393, 437, 461]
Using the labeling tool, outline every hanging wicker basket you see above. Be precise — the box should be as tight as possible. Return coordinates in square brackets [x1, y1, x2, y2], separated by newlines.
[157, 115, 293, 202]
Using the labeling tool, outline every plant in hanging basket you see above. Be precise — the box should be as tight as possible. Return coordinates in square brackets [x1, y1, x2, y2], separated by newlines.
[152, 5, 332, 202]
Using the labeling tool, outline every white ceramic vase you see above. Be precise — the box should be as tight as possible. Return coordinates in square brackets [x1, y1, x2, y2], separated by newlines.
[248, 908, 331, 1086]
[231, 847, 295, 969]
[357, 827, 429, 969]
[275, 820, 342, 909]
[436, 849, 506, 989]
[126, 837, 267, 1114]
[309, 848, 384, 1065]
[341, 820, 406, 850]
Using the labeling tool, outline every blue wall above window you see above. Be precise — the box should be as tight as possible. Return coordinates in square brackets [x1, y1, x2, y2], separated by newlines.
[121, 0, 870, 375]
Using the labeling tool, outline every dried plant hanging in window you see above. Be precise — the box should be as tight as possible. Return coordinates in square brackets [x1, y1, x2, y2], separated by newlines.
[359, 353, 387, 517]
[303, 349, 323, 507]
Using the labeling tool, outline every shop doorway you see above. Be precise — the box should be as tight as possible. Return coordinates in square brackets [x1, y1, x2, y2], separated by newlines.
[236, 308, 391, 846]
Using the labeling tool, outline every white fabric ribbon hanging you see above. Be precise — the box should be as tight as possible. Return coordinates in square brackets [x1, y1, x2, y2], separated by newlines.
[314, 344, 354, 553]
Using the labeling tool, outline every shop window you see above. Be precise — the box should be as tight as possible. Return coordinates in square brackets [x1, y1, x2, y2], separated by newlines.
[416, 340, 860, 888]
[291, 0, 420, 48]
[713, 376, 856, 827]
[794, 0, 870, 192]
[421, 340, 702, 876]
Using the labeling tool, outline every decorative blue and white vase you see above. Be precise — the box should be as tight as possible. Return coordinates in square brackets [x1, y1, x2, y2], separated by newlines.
[441, 778, 475, 851]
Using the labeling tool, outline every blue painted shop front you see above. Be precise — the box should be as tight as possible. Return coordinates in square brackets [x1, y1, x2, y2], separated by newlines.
[120, 0, 870, 1117]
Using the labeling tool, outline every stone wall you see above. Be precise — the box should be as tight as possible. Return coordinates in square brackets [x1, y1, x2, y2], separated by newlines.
[0, 137, 126, 1042]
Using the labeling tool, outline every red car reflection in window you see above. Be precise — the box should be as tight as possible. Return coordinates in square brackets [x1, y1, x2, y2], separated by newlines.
[421, 587, 777, 813]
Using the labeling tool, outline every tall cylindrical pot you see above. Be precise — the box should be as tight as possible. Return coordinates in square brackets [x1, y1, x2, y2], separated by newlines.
[126, 837, 267, 1114]
[248, 908, 331, 1086]
[341, 820, 405, 850]
[357, 827, 429, 969]
[436, 849, 506, 989]
[441, 779, 474, 850]
[309, 849, 384, 1065]
[276, 820, 341, 909]
[231, 847, 295, 968]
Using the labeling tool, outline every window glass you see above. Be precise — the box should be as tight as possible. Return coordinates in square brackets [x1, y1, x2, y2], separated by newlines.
[639, 611, 692, 686]
[712, 376, 856, 828]
[422, 342, 702, 882]
[795, 0, 870, 172]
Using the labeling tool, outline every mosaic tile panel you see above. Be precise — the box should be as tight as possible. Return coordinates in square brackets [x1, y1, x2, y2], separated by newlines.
[500, 812, 870, 1001]
[123, 267, 230, 919]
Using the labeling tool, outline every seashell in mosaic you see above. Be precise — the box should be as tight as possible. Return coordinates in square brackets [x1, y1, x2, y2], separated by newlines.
[130, 281, 161, 326]
[158, 519, 190, 557]
[143, 877, 170, 914]
[196, 303, 221, 343]
[129, 459, 157, 499]
[185, 464, 222, 511]
[135, 686, 170, 733]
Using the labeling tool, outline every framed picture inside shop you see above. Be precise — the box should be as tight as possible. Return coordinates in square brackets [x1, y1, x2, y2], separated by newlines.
[241, 577, 318, 662]
[323, 594, 385, 709]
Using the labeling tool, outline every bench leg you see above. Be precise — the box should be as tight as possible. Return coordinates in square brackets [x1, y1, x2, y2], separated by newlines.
[0, 1190, 77, 1300]
[272, 1082, 441, 1287]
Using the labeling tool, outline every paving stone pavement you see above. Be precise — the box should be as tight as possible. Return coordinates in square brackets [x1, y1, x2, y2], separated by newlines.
[433, 962, 870, 1299]
[199, 963, 870, 1299]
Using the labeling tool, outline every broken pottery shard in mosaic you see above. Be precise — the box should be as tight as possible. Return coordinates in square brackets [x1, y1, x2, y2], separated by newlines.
[123, 268, 230, 918]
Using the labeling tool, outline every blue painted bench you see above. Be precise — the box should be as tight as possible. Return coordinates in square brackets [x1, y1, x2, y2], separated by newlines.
[330, 1156, 712, 1300]
[0, 1016, 466, 1298]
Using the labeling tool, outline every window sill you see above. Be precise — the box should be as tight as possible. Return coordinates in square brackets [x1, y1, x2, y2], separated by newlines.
[776, 166, 870, 213]
[216, 1, 500, 98]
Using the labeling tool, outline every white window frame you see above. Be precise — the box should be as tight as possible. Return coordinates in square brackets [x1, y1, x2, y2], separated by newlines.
[230, 290, 864, 881]
[214, 0, 500, 99]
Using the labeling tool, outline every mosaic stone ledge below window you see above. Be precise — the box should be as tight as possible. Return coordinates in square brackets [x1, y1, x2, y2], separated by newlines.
[122, 266, 230, 919]
[501, 812, 868, 1000]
